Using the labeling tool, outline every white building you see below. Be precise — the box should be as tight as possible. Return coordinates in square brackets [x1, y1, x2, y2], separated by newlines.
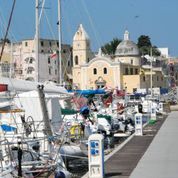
[1, 39, 72, 83]
[158, 48, 169, 58]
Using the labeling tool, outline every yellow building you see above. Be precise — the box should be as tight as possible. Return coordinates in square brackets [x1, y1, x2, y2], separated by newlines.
[72, 25, 166, 93]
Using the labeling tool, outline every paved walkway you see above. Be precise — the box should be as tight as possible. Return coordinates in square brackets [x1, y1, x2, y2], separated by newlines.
[104, 115, 166, 178]
[130, 111, 178, 178]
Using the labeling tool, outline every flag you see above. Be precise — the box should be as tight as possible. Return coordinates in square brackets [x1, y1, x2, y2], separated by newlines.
[50, 51, 57, 59]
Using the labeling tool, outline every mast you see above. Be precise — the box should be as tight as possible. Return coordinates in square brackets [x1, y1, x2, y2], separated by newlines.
[35, 0, 39, 82]
[57, 0, 62, 85]
[10, 42, 13, 78]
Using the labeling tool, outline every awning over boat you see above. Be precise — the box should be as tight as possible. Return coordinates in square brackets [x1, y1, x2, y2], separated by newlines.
[97, 114, 112, 120]
[1, 124, 16, 132]
[61, 108, 78, 115]
[68, 89, 106, 95]
[0, 108, 24, 113]
[0, 77, 71, 95]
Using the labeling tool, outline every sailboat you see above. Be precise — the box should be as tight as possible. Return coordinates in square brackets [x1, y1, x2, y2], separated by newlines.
[0, 1, 73, 177]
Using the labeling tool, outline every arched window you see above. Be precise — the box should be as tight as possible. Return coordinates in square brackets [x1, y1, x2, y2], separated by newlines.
[93, 68, 97, 75]
[103, 67, 107, 74]
[75, 56, 79, 65]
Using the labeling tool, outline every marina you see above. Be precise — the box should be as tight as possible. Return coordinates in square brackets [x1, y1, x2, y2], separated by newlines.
[0, 0, 178, 178]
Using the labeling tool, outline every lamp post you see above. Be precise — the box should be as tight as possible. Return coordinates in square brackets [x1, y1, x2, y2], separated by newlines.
[150, 48, 156, 120]
[150, 47, 153, 99]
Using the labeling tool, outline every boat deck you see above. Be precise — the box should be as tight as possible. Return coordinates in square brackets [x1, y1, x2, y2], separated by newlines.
[104, 114, 166, 178]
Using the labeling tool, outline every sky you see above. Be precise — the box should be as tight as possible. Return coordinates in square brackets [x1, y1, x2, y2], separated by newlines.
[0, 0, 178, 56]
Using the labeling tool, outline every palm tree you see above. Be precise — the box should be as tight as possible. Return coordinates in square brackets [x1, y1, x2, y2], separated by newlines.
[101, 38, 121, 56]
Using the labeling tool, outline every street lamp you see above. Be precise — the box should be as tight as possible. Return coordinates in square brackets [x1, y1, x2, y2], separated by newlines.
[150, 47, 153, 99]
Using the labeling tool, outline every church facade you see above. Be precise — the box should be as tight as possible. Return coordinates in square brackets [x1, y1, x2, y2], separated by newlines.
[72, 24, 166, 93]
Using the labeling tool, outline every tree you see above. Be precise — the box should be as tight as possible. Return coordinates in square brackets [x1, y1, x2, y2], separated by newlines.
[137, 35, 152, 48]
[137, 35, 160, 56]
[101, 38, 121, 55]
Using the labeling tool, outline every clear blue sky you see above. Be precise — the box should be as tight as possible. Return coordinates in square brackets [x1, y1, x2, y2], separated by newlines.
[0, 0, 177, 56]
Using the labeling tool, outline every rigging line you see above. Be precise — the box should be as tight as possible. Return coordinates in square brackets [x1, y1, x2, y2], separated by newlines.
[80, 0, 102, 49]
[62, 1, 73, 42]
[39, 0, 46, 24]
[43, 10, 56, 40]
[0, 12, 5, 37]
[0, 8, 18, 43]
[62, 52, 71, 79]
[33, 0, 45, 44]
[0, 0, 16, 62]
[70, 0, 83, 23]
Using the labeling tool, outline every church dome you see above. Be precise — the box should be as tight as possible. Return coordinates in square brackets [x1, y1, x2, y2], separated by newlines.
[115, 30, 140, 56]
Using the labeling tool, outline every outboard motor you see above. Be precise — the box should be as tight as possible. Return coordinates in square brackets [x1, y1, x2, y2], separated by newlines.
[138, 103, 143, 113]
[80, 106, 90, 119]
[55, 171, 66, 178]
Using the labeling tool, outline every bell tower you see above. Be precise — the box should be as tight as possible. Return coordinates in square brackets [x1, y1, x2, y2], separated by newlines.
[73, 24, 92, 67]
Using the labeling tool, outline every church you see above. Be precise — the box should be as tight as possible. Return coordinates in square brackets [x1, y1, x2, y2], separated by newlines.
[72, 24, 166, 93]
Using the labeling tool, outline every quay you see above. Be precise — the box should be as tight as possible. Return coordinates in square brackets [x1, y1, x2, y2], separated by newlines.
[130, 111, 178, 178]
[104, 114, 166, 178]
[82, 105, 178, 178]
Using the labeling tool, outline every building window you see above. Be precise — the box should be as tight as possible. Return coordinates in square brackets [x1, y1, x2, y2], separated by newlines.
[49, 41, 52, 47]
[57, 42, 59, 47]
[157, 76, 159, 81]
[68, 61, 70, 66]
[131, 59, 133, 64]
[49, 67, 51, 75]
[29, 58, 33, 63]
[87, 58, 90, 63]
[130, 68, 133, 75]
[48, 57, 50, 64]
[125, 68, 129, 75]
[93, 68, 97, 75]
[75, 56, 78, 65]
[27, 67, 34, 74]
[41, 41, 44, 47]
[135, 68, 138, 75]
[41, 50, 44, 53]
[143, 76, 146, 82]
[63, 49, 66, 53]
[103, 67, 107, 74]
[55, 69, 57, 75]
[25, 42, 28, 47]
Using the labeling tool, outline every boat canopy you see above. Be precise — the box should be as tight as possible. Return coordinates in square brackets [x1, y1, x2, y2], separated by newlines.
[0, 124, 16, 132]
[0, 77, 71, 95]
[61, 108, 78, 115]
[68, 89, 106, 96]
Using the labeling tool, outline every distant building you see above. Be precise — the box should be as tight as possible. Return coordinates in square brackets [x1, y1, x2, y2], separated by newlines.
[72, 25, 167, 93]
[0, 39, 72, 83]
[158, 48, 169, 58]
